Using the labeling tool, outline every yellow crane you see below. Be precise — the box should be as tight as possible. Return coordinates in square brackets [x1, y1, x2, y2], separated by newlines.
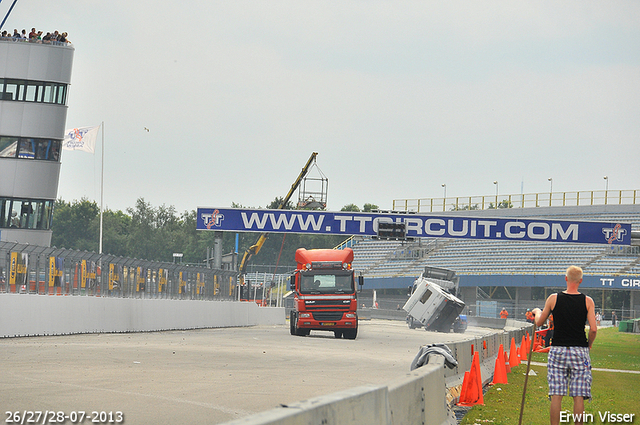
[237, 152, 322, 301]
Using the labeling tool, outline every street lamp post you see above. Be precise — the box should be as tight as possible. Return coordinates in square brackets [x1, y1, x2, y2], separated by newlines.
[604, 176, 609, 204]
[441, 183, 446, 212]
[548, 177, 553, 206]
[493, 181, 498, 208]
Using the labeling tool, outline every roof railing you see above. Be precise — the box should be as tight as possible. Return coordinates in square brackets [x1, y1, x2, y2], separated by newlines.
[0, 36, 73, 48]
[393, 189, 639, 213]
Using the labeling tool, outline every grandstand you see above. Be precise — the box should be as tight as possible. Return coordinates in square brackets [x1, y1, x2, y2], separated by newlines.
[352, 238, 639, 277]
[348, 202, 640, 319]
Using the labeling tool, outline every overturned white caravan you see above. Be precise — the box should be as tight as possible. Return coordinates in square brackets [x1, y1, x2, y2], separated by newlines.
[403, 267, 466, 333]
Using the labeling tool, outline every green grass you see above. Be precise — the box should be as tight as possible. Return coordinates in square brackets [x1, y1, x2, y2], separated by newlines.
[460, 327, 640, 425]
[533, 327, 640, 371]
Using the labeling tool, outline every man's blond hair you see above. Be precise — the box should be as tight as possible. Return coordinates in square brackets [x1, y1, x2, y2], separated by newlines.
[566, 265, 583, 283]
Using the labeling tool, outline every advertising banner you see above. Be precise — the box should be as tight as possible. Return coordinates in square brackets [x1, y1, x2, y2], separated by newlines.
[48, 256, 63, 287]
[9, 252, 28, 288]
[158, 269, 168, 293]
[107, 264, 123, 291]
[136, 267, 146, 292]
[196, 272, 205, 295]
[179, 271, 186, 294]
[196, 208, 632, 245]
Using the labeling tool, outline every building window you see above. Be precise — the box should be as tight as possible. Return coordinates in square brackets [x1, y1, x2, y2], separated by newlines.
[0, 137, 18, 157]
[0, 136, 61, 161]
[0, 78, 68, 105]
[0, 198, 54, 230]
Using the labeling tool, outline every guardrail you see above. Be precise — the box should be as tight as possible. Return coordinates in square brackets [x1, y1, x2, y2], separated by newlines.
[393, 189, 639, 212]
[0, 36, 73, 48]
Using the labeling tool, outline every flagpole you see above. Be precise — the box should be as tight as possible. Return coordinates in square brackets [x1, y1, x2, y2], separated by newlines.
[99, 121, 104, 254]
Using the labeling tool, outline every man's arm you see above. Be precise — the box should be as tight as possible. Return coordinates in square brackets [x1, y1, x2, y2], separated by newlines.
[533, 293, 556, 328]
[585, 295, 597, 349]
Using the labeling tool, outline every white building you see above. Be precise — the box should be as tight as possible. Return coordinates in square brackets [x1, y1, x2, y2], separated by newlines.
[0, 37, 74, 246]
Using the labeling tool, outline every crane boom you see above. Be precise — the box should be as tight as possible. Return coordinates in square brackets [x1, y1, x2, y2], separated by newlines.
[237, 153, 319, 294]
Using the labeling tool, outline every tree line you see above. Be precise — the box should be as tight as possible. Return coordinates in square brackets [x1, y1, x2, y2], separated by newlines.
[51, 198, 378, 269]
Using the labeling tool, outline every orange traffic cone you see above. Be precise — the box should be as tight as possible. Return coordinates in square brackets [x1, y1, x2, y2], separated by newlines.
[509, 337, 520, 368]
[458, 352, 484, 406]
[457, 371, 471, 406]
[519, 335, 527, 360]
[492, 344, 508, 385]
[504, 349, 511, 373]
[472, 351, 484, 405]
[533, 333, 541, 352]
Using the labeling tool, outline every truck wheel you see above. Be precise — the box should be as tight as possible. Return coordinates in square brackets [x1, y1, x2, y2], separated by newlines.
[344, 326, 357, 340]
[334, 330, 343, 338]
[290, 311, 296, 335]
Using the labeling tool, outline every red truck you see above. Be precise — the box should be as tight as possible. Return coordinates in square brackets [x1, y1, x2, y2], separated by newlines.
[289, 248, 362, 339]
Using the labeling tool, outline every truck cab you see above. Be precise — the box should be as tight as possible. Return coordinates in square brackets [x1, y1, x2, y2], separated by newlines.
[404, 267, 465, 333]
[289, 248, 360, 339]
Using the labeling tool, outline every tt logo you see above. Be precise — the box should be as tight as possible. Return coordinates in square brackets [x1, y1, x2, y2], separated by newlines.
[602, 224, 626, 244]
[202, 210, 224, 229]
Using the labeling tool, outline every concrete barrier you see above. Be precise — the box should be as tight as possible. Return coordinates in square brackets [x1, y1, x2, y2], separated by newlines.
[467, 316, 506, 329]
[387, 357, 453, 425]
[215, 322, 534, 425]
[0, 294, 285, 337]
[223, 385, 391, 425]
[222, 357, 454, 425]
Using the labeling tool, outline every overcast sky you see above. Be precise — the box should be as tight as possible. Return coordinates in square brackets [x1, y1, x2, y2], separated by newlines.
[4, 1, 640, 214]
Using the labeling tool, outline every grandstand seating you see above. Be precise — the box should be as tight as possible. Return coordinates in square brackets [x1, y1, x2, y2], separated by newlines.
[351, 206, 640, 278]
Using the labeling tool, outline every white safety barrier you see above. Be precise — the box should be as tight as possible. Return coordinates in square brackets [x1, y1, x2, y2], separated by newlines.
[222, 356, 455, 425]
[0, 294, 284, 337]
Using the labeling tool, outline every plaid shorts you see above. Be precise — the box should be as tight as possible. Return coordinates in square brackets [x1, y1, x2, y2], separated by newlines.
[547, 346, 592, 399]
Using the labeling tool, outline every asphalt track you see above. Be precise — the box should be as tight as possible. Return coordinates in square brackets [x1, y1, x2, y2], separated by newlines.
[0, 320, 494, 425]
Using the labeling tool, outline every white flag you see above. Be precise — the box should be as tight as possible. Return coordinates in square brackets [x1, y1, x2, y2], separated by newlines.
[62, 125, 100, 153]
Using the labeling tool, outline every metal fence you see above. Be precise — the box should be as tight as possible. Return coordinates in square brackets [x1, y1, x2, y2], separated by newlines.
[0, 241, 238, 301]
[244, 271, 293, 308]
[393, 189, 640, 212]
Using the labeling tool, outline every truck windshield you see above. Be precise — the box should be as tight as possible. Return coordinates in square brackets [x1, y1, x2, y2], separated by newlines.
[300, 272, 353, 294]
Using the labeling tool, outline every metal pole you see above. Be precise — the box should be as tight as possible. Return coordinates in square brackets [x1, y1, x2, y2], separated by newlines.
[518, 323, 536, 425]
[99, 122, 104, 254]
[0, 0, 18, 31]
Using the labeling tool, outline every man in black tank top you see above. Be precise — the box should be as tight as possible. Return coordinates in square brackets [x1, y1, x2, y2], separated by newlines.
[533, 266, 597, 425]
